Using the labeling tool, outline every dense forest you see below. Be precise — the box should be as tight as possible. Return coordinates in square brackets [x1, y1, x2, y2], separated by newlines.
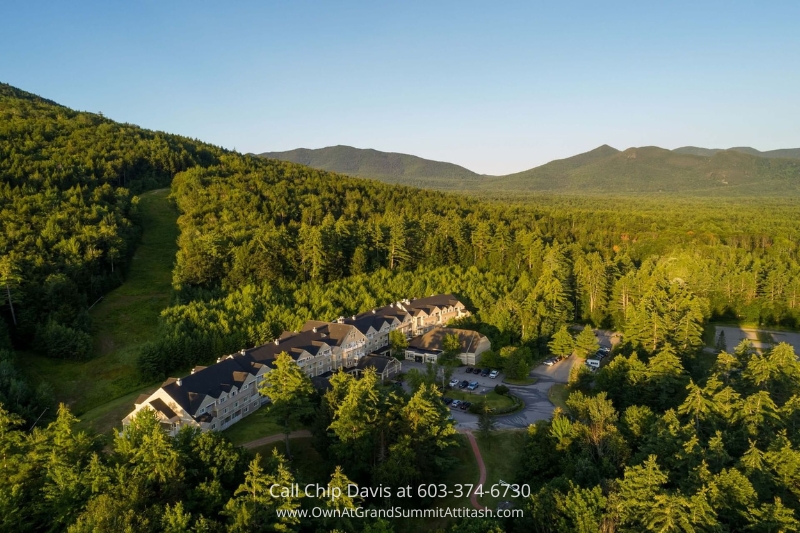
[5, 83, 800, 531]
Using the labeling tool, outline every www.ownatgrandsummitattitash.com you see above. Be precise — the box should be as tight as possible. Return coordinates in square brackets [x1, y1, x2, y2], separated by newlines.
[276, 506, 524, 519]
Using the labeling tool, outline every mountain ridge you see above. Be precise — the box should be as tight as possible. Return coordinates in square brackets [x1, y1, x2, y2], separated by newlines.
[260, 144, 800, 195]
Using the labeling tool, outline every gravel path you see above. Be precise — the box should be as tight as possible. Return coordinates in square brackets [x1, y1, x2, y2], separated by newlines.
[460, 429, 488, 510]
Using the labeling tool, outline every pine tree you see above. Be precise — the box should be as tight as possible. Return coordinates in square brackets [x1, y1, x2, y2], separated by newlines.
[477, 402, 496, 441]
[548, 326, 575, 358]
[715, 329, 727, 352]
[259, 352, 314, 458]
[574, 327, 600, 359]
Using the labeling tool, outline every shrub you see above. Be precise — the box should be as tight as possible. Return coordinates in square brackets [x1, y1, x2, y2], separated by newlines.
[35, 321, 92, 360]
[494, 384, 509, 395]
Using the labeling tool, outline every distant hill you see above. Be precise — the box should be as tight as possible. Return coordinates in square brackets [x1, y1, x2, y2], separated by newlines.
[259, 145, 484, 189]
[674, 146, 800, 159]
[483, 146, 800, 194]
[261, 143, 800, 196]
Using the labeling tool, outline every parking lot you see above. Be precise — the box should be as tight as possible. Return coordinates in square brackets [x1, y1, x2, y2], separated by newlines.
[398, 328, 619, 429]
[399, 354, 579, 430]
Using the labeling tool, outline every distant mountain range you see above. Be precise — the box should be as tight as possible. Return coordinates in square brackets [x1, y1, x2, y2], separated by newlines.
[260, 144, 800, 196]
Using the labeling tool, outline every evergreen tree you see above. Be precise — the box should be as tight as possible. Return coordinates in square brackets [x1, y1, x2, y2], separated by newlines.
[548, 326, 575, 358]
[574, 327, 600, 358]
[258, 352, 314, 458]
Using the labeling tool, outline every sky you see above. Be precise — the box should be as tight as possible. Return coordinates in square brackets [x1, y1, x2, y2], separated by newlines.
[2, 1, 799, 175]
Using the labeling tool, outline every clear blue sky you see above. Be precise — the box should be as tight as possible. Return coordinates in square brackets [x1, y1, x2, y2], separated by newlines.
[2, 1, 799, 174]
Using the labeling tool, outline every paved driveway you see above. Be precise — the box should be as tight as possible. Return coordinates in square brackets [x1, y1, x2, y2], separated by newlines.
[399, 330, 615, 430]
[448, 354, 582, 430]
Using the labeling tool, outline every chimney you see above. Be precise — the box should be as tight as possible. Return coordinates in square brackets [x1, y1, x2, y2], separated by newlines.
[312, 327, 317, 333]
[240, 349, 246, 355]
[352, 315, 356, 320]
[176, 378, 182, 387]
[274, 339, 279, 345]
[190, 368, 195, 375]
[372, 309, 376, 314]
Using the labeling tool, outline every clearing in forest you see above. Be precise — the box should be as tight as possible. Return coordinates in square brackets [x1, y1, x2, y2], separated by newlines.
[22, 189, 178, 432]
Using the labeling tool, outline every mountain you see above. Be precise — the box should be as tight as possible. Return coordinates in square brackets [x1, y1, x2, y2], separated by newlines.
[259, 145, 484, 190]
[262, 143, 800, 196]
[674, 146, 800, 159]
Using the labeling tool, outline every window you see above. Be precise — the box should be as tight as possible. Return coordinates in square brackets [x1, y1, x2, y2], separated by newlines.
[220, 397, 225, 404]
[235, 401, 239, 408]
[211, 424, 216, 430]
[224, 408, 228, 414]
[243, 383, 248, 390]
[244, 406, 249, 413]
[199, 407, 205, 414]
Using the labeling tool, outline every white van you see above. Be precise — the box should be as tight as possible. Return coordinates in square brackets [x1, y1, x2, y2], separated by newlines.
[586, 358, 601, 369]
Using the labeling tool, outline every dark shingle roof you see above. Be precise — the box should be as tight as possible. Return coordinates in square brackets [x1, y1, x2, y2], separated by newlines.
[243, 328, 336, 366]
[161, 356, 263, 417]
[342, 294, 464, 330]
[356, 354, 398, 374]
[148, 398, 178, 420]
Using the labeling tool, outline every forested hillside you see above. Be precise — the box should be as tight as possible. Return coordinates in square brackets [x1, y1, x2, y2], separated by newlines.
[262, 143, 800, 195]
[259, 145, 485, 190]
[674, 145, 800, 159]
[6, 83, 800, 531]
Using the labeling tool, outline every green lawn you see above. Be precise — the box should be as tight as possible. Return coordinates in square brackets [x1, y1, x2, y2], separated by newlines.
[548, 384, 569, 411]
[475, 430, 527, 509]
[250, 437, 330, 484]
[222, 406, 306, 447]
[447, 390, 515, 411]
[22, 189, 179, 433]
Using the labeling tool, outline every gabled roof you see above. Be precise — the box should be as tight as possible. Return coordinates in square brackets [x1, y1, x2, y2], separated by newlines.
[148, 397, 179, 420]
[342, 294, 465, 331]
[302, 320, 363, 344]
[408, 327, 486, 354]
[356, 354, 398, 374]
[243, 328, 336, 366]
[161, 356, 264, 417]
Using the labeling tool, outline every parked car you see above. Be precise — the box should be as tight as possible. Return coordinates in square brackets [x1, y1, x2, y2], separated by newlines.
[489, 370, 499, 379]
[465, 367, 473, 374]
[443, 397, 453, 405]
[460, 401, 471, 410]
[449, 378, 460, 387]
[468, 381, 479, 390]
[450, 400, 461, 409]
[481, 368, 491, 377]
[459, 380, 470, 389]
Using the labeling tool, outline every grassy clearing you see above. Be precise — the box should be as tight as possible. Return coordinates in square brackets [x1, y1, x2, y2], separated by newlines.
[222, 406, 306, 447]
[475, 430, 527, 509]
[22, 189, 178, 433]
[548, 384, 569, 411]
[447, 390, 515, 410]
[250, 437, 330, 484]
